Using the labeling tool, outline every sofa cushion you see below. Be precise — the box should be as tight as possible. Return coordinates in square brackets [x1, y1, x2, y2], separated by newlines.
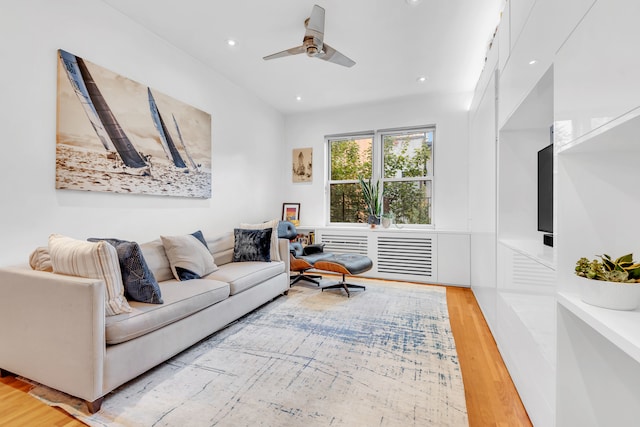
[161, 231, 218, 281]
[239, 219, 281, 262]
[206, 232, 234, 266]
[233, 228, 272, 263]
[139, 239, 174, 282]
[48, 234, 131, 316]
[206, 261, 285, 295]
[105, 279, 230, 345]
[88, 238, 163, 304]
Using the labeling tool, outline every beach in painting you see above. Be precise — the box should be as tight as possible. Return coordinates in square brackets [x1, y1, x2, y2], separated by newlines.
[56, 143, 211, 198]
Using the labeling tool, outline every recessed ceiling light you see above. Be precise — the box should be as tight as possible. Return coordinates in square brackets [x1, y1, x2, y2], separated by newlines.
[406, 0, 423, 5]
[417, 76, 428, 83]
[226, 38, 238, 47]
[529, 59, 538, 65]
[296, 96, 302, 101]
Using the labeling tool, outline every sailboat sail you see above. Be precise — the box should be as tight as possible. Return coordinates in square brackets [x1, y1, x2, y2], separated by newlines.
[67, 52, 148, 170]
[172, 114, 198, 171]
[59, 50, 114, 154]
[147, 89, 187, 169]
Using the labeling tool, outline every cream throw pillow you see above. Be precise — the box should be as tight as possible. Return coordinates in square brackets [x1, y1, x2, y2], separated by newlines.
[48, 234, 131, 316]
[160, 234, 218, 281]
[29, 246, 53, 272]
[239, 219, 281, 262]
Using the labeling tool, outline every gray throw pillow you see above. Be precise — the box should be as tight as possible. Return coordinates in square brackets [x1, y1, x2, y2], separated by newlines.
[233, 228, 272, 262]
[88, 238, 163, 304]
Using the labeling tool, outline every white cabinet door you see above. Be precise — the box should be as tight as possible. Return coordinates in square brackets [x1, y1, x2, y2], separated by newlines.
[437, 233, 470, 286]
[554, 0, 640, 147]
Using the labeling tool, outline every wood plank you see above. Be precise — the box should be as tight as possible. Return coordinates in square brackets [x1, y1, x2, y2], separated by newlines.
[447, 286, 532, 427]
[0, 379, 85, 426]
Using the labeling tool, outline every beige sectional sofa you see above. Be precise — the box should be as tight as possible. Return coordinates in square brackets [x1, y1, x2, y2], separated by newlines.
[0, 230, 290, 412]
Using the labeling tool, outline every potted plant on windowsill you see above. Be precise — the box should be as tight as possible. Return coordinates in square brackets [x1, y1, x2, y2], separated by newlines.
[575, 253, 640, 310]
[358, 176, 382, 228]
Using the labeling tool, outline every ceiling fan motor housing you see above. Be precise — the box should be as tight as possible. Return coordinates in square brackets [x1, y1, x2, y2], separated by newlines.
[304, 37, 321, 57]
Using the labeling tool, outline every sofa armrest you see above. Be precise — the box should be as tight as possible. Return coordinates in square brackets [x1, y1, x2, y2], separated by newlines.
[0, 267, 106, 402]
[278, 239, 290, 279]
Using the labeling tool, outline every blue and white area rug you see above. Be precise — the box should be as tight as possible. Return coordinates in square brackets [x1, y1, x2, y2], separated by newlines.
[29, 280, 468, 426]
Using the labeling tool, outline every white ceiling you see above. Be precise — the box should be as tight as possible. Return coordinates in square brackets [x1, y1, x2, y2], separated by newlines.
[101, 0, 503, 115]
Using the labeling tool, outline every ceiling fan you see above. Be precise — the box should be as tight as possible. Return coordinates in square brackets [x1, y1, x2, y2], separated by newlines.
[263, 4, 356, 68]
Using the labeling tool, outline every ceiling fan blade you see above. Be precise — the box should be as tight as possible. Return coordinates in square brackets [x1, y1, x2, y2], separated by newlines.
[263, 45, 305, 61]
[318, 43, 356, 67]
[305, 5, 325, 42]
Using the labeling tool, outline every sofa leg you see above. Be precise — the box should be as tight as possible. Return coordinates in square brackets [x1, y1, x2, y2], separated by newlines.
[283, 290, 289, 296]
[0, 368, 16, 378]
[86, 397, 104, 413]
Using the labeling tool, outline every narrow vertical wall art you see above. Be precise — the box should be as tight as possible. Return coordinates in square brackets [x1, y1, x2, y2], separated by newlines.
[292, 147, 312, 183]
[56, 49, 212, 198]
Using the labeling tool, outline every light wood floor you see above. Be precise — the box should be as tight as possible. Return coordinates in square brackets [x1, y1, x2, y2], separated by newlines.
[447, 286, 532, 426]
[0, 283, 531, 426]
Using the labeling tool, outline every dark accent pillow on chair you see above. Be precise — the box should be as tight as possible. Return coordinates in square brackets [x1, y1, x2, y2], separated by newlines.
[303, 243, 325, 255]
[233, 228, 272, 262]
[88, 238, 163, 304]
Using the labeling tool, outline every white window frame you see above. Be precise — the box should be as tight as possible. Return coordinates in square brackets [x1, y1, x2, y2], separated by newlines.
[325, 125, 435, 228]
[325, 131, 375, 226]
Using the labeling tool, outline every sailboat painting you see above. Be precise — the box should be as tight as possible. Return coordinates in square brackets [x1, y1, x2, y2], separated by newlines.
[56, 49, 211, 198]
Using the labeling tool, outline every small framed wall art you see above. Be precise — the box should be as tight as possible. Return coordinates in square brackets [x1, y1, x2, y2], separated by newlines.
[292, 147, 312, 183]
[282, 203, 301, 226]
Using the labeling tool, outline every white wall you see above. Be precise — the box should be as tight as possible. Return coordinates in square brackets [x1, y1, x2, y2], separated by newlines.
[0, 0, 285, 265]
[283, 93, 470, 230]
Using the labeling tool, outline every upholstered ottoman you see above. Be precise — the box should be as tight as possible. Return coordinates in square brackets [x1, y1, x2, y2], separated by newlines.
[314, 253, 373, 297]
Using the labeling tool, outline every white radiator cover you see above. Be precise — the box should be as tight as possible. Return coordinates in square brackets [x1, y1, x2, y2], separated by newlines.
[316, 229, 439, 283]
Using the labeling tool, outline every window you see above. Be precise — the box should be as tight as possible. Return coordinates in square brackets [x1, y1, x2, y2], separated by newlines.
[327, 126, 434, 226]
[327, 134, 373, 223]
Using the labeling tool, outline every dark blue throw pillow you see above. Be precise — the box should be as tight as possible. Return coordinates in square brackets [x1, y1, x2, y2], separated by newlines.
[88, 238, 163, 304]
[232, 228, 272, 262]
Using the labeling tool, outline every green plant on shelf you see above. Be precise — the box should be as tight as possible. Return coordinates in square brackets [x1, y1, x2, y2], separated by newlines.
[575, 253, 640, 283]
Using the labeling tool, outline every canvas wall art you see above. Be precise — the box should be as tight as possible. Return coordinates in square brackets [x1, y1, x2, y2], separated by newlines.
[292, 147, 312, 183]
[56, 49, 212, 198]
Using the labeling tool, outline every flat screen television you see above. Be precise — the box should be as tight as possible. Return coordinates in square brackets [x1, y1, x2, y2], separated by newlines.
[537, 143, 554, 235]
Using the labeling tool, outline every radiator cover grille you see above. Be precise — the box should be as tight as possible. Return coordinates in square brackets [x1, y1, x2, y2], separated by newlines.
[315, 230, 437, 282]
[377, 236, 434, 277]
[320, 233, 368, 255]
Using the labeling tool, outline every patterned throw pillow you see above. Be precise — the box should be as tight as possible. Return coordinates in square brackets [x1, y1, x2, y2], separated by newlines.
[233, 228, 272, 262]
[48, 234, 131, 316]
[88, 238, 163, 304]
[239, 219, 281, 262]
[160, 230, 218, 281]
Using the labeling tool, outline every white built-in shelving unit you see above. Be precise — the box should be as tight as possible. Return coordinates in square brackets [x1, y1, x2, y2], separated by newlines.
[470, 0, 640, 425]
[553, 1, 640, 421]
[496, 65, 557, 427]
